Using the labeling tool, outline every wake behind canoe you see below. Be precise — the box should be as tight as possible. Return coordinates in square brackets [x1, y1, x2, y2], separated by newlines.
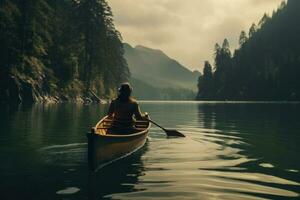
[87, 116, 151, 171]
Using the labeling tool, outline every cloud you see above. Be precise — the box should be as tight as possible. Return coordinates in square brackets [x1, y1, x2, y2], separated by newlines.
[108, 0, 284, 71]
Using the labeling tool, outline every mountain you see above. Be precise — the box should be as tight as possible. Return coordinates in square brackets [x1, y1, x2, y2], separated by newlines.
[130, 77, 196, 100]
[124, 43, 200, 93]
[197, 0, 300, 101]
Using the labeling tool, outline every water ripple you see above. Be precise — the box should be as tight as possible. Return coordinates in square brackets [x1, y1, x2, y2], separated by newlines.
[39, 143, 87, 166]
[136, 117, 300, 200]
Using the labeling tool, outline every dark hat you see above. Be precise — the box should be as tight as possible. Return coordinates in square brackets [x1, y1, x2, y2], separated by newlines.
[118, 83, 133, 93]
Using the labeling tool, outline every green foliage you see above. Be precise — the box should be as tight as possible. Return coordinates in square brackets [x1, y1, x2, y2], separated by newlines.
[197, 61, 213, 99]
[239, 31, 247, 47]
[197, 0, 300, 101]
[248, 23, 257, 38]
[0, 0, 129, 102]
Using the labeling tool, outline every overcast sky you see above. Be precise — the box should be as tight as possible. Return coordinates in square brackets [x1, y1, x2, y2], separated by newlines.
[108, 0, 284, 71]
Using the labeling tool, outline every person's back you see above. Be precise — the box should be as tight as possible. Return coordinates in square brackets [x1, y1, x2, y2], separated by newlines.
[109, 98, 142, 122]
[107, 83, 145, 133]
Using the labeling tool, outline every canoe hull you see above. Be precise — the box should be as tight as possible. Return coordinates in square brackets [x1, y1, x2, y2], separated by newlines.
[87, 116, 150, 171]
[88, 131, 148, 171]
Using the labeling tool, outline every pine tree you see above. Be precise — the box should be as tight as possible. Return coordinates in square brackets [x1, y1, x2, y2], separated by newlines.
[239, 31, 247, 47]
[197, 61, 213, 99]
[0, 0, 130, 102]
[0, 0, 21, 101]
[248, 23, 257, 38]
[197, 0, 300, 101]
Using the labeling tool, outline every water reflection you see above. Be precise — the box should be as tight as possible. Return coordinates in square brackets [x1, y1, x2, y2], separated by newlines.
[88, 144, 147, 200]
[1, 102, 300, 200]
[195, 103, 300, 199]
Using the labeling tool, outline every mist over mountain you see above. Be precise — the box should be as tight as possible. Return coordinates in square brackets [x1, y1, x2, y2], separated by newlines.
[124, 43, 200, 89]
[123, 43, 200, 100]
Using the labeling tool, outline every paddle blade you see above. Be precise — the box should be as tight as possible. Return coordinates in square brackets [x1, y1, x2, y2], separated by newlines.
[164, 129, 185, 137]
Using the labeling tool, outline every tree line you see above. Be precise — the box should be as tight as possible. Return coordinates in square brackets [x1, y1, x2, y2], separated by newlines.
[0, 0, 129, 103]
[197, 0, 300, 101]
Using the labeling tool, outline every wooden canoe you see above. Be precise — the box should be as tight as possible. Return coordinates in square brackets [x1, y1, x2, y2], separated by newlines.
[87, 116, 151, 171]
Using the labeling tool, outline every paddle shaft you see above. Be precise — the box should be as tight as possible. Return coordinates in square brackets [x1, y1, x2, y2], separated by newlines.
[148, 119, 166, 131]
[147, 119, 185, 137]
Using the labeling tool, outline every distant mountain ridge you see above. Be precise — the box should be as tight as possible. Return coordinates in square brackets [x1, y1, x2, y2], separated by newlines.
[124, 43, 200, 92]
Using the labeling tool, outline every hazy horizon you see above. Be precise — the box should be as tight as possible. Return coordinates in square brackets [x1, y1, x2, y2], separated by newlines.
[108, 0, 284, 71]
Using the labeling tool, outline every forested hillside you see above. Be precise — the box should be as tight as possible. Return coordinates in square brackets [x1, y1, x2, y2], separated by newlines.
[197, 0, 300, 101]
[0, 0, 129, 103]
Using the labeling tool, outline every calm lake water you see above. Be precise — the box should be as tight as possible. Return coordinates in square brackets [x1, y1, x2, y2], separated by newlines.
[1, 101, 300, 200]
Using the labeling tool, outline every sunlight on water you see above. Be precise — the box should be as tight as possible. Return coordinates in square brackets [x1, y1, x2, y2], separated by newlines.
[286, 169, 299, 173]
[40, 143, 87, 151]
[124, 130, 299, 199]
[39, 143, 87, 166]
[107, 102, 300, 200]
[259, 163, 275, 168]
[1, 102, 300, 200]
[56, 187, 80, 195]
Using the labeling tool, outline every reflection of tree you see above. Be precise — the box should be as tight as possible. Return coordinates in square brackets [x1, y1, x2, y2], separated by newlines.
[197, 103, 300, 172]
[197, 104, 215, 129]
[198, 103, 251, 133]
[6, 103, 108, 148]
[88, 144, 148, 200]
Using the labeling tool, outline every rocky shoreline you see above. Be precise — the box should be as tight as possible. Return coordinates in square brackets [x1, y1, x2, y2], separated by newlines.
[0, 94, 108, 104]
[0, 76, 108, 104]
[26, 95, 108, 104]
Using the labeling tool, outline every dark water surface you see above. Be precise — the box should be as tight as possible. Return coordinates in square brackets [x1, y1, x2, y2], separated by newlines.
[1, 101, 300, 200]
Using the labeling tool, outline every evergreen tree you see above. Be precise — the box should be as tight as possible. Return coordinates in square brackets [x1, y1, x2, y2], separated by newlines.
[258, 13, 270, 28]
[197, 0, 300, 101]
[239, 31, 247, 47]
[0, 0, 20, 101]
[197, 61, 213, 99]
[0, 0, 129, 102]
[248, 23, 257, 38]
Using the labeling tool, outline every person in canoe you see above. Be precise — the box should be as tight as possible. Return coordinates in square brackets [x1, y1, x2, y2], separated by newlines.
[107, 83, 148, 134]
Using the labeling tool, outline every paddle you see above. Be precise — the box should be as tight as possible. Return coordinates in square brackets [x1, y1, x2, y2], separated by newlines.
[148, 119, 185, 137]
